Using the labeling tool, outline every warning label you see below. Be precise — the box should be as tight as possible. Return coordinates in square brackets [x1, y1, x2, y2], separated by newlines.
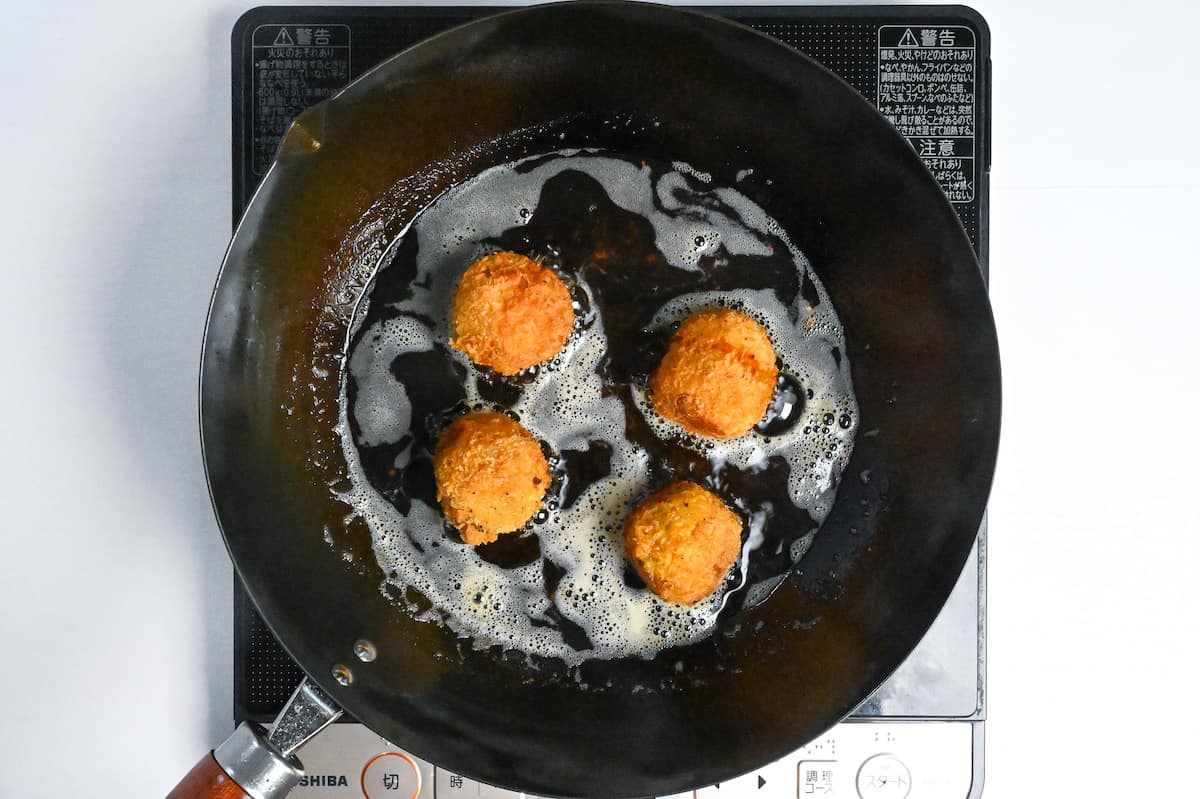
[250, 24, 352, 175]
[877, 25, 976, 203]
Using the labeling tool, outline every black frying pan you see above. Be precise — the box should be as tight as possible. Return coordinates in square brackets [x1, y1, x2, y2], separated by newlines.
[186, 3, 1000, 798]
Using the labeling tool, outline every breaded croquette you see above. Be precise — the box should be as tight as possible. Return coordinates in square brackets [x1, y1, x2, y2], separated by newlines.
[434, 412, 550, 545]
[449, 251, 574, 375]
[650, 308, 778, 439]
[624, 481, 742, 604]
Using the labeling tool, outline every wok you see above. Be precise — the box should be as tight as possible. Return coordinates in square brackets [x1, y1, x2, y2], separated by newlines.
[173, 3, 1000, 798]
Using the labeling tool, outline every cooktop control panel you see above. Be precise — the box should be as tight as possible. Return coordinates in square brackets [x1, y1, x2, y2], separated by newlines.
[277, 721, 978, 799]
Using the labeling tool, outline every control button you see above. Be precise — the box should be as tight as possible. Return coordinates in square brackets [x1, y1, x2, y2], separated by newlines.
[798, 760, 840, 795]
[696, 758, 793, 798]
[436, 769, 479, 799]
[855, 755, 910, 799]
[362, 752, 420, 799]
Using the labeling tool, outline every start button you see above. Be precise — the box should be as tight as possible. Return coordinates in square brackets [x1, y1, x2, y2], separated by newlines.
[361, 752, 420, 799]
[856, 755, 911, 799]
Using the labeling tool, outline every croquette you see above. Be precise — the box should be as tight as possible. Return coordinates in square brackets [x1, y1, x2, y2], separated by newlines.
[649, 308, 778, 439]
[623, 481, 743, 605]
[449, 251, 575, 376]
[433, 412, 550, 545]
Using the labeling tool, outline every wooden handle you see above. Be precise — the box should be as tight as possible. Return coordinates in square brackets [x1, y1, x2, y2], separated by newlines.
[165, 752, 252, 799]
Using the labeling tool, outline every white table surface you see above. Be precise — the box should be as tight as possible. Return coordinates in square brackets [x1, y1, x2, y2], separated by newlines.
[2, 1, 1197, 796]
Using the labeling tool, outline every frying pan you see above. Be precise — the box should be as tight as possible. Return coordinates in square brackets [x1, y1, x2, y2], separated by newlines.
[174, 3, 1000, 798]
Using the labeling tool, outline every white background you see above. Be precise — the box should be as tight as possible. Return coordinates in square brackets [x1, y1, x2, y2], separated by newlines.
[2, 0, 1197, 796]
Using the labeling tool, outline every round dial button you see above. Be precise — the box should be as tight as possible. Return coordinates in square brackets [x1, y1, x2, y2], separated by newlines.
[361, 751, 420, 799]
[856, 754, 911, 799]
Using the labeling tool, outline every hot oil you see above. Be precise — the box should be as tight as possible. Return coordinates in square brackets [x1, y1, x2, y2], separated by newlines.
[334, 152, 858, 665]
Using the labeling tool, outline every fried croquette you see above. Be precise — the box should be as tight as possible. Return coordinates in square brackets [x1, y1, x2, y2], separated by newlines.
[623, 481, 742, 605]
[449, 251, 575, 376]
[433, 412, 550, 545]
[649, 308, 778, 439]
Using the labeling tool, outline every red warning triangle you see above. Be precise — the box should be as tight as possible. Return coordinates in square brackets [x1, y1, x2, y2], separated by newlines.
[273, 27, 294, 46]
[897, 28, 920, 47]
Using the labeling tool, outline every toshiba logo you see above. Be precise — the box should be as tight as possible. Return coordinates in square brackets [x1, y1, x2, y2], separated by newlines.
[298, 774, 350, 787]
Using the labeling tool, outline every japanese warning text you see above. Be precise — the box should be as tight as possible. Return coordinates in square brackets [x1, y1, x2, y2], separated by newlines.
[251, 24, 352, 175]
[877, 25, 976, 203]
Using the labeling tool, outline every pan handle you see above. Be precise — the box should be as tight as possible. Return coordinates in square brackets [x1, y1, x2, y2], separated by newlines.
[165, 722, 303, 799]
[167, 753, 249, 799]
[164, 679, 342, 799]
[166, 750, 254, 799]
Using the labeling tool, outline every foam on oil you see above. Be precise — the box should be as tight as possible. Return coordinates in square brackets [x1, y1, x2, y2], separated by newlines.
[334, 152, 857, 664]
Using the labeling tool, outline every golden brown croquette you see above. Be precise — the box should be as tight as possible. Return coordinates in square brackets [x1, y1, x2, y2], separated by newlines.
[449, 251, 575, 376]
[433, 412, 550, 545]
[623, 481, 742, 605]
[649, 308, 778, 439]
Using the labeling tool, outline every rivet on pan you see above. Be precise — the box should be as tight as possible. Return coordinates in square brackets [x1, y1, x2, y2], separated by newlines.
[332, 664, 354, 686]
[353, 639, 377, 663]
